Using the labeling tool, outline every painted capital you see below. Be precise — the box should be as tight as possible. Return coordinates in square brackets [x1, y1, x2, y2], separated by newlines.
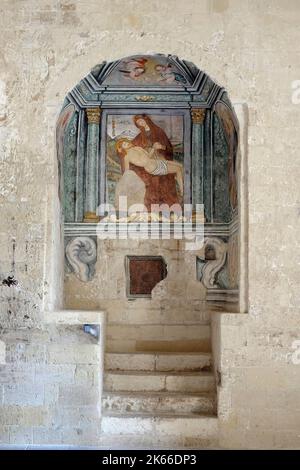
[86, 107, 101, 124]
[83, 211, 100, 223]
[191, 108, 206, 124]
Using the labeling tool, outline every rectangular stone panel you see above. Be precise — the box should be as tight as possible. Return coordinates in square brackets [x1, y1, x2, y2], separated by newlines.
[126, 255, 167, 298]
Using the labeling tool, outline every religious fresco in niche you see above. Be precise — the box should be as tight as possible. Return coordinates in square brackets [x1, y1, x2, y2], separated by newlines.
[106, 113, 184, 211]
[102, 55, 189, 86]
[57, 54, 239, 225]
[57, 53, 240, 306]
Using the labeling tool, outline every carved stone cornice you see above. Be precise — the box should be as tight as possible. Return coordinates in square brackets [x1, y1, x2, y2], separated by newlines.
[191, 108, 206, 124]
[86, 107, 101, 124]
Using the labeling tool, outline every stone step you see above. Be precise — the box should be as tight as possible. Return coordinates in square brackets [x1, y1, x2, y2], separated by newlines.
[106, 323, 211, 353]
[106, 339, 211, 353]
[106, 323, 210, 341]
[100, 413, 218, 448]
[106, 304, 210, 325]
[105, 352, 212, 372]
[102, 390, 216, 415]
[104, 371, 215, 393]
[98, 434, 219, 449]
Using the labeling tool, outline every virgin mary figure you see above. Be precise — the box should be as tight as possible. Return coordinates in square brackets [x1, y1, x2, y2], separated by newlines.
[129, 114, 181, 211]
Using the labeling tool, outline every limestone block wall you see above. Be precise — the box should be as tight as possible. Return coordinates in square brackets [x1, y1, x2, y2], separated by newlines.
[0, 0, 300, 448]
[0, 310, 104, 447]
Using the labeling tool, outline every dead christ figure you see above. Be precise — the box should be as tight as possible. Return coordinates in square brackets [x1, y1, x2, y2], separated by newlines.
[116, 138, 184, 198]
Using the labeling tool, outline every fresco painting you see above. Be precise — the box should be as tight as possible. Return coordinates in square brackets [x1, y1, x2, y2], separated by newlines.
[102, 55, 189, 86]
[57, 54, 239, 225]
[106, 113, 184, 212]
[57, 54, 239, 305]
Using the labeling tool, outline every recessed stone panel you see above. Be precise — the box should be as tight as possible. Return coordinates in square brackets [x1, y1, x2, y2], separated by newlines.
[125, 255, 167, 298]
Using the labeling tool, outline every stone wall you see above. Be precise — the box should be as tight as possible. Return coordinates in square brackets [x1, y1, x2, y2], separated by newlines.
[0, 311, 104, 447]
[0, 0, 300, 448]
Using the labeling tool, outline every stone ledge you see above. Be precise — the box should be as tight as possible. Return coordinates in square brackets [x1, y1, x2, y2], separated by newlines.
[43, 309, 106, 326]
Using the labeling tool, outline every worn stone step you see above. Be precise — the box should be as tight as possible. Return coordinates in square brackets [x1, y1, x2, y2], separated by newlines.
[102, 390, 216, 415]
[106, 304, 210, 325]
[105, 352, 212, 372]
[104, 371, 215, 393]
[106, 323, 211, 353]
[106, 324, 210, 341]
[98, 433, 219, 449]
[106, 339, 211, 353]
[101, 413, 218, 446]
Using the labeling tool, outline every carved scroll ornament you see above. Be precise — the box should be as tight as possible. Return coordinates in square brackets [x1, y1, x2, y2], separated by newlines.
[65, 236, 97, 282]
[200, 237, 227, 289]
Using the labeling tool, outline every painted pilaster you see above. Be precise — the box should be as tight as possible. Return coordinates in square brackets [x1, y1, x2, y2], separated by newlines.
[84, 107, 101, 222]
[75, 110, 86, 222]
[191, 108, 206, 211]
[203, 109, 212, 222]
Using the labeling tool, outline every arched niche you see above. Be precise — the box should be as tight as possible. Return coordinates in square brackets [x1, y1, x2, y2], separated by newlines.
[56, 54, 243, 312]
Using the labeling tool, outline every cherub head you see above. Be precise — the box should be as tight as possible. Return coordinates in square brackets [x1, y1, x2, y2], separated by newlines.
[155, 64, 166, 72]
[155, 64, 172, 73]
[133, 67, 145, 77]
[115, 138, 133, 157]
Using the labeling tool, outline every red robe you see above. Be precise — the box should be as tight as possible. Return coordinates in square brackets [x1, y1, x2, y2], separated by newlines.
[130, 115, 180, 211]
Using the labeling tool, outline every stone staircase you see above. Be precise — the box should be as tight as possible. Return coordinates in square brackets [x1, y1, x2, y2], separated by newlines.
[100, 331, 218, 448]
